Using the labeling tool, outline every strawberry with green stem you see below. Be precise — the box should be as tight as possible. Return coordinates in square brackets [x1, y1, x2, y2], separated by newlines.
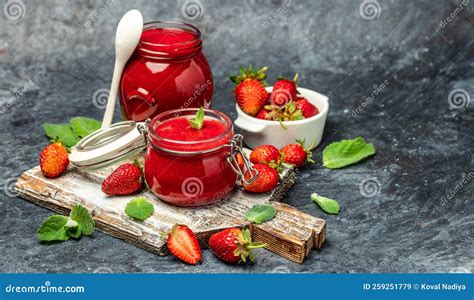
[208, 228, 266, 264]
[229, 65, 269, 116]
[280, 139, 315, 168]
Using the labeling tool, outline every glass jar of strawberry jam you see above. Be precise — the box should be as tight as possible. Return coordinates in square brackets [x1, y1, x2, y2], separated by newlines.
[143, 109, 240, 206]
[68, 109, 256, 207]
[120, 21, 213, 122]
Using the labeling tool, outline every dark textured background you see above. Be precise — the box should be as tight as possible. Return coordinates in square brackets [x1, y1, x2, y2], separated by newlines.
[0, 0, 473, 273]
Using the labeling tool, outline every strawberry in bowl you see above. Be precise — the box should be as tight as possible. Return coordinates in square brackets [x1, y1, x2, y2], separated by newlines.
[230, 66, 328, 149]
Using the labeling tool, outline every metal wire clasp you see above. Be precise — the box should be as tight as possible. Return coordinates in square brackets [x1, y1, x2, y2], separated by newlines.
[226, 134, 258, 185]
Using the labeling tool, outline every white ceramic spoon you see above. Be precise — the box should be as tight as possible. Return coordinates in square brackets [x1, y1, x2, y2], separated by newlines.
[101, 9, 143, 129]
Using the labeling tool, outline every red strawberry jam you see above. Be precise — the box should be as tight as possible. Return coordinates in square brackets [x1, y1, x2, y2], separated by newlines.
[144, 109, 237, 206]
[120, 21, 213, 122]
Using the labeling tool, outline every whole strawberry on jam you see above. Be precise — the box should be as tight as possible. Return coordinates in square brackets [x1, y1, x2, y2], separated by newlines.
[101, 161, 142, 195]
[270, 73, 298, 106]
[167, 224, 202, 265]
[295, 97, 319, 118]
[242, 164, 279, 193]
[208, 228, 265, 264]
[39, 143, 69, 178]
[229, 65, 269, 116]
[280, 139, 315, 168]
[250, 144, 280, 165]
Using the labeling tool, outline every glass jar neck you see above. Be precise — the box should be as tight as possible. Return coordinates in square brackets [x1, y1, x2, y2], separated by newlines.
[136, 21, 202, 60]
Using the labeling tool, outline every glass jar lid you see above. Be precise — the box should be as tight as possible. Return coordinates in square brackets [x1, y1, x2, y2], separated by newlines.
[69, 121, 146, 169]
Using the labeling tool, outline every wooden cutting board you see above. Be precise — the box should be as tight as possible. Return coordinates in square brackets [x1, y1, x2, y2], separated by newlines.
[15, 154, 326, 264]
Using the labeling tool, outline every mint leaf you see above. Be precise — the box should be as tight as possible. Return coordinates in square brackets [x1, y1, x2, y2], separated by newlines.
[311, 193, 340, 214]
[70, 117, 101, 139]
[322, 137, 376, 169]
[70, 204, 95, 236]
[188, 107, 205, 129]
[245, 204, 276, 224]
[37, 215, 70, 241]
[125, 197, 154, 221]
[43, 123, 79, 148]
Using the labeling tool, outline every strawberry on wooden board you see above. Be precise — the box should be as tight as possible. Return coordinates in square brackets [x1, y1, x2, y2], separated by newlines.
[280, 139, 315, 168]
[39, 143, 69, 178]
[295, 97, 319, 118]
[242, 164, 279, 193]
[208, 228, 265, 264]
[101, 162, 142, 196]
[229, 65, 269, 116]
[270, 74, 298, 106]
[167, 224, 202, 265]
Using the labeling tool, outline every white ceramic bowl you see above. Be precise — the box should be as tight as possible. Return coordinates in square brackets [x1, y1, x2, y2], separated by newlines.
[234, 87, 329, 149]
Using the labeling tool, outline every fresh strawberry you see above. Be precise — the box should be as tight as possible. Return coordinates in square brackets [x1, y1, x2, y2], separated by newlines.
[242, 164, 279, 193]
[270, 74, 298, 106]
[39, 143, 69, 178]
[208, 228, 265, 264]
[167, 224, 202, 265]
[230, 65, 269, 116]
[101, 162, 142, 195]
[250, 145, 280, 165]
[279, 139, 315, 168]
[255, 108, 272, 120]
[295, 97, 319, 118]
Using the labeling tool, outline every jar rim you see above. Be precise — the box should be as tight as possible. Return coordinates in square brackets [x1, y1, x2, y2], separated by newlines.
[137, 21, 202, 58]
[148, 108, 233, 150]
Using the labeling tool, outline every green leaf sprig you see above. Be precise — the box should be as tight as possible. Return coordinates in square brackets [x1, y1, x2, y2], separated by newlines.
[188, 107, 205, 130]
[37, 204, 95, 242]
[125, 197, 154, 221]
[245, 204, 276, 224]
[43, 116, 101, 149]
[311, 193, 340, 215]
[322, 137, 376, 169]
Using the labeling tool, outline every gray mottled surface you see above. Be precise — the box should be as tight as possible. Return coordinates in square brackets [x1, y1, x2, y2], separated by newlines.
[0, 0, 473, 273]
